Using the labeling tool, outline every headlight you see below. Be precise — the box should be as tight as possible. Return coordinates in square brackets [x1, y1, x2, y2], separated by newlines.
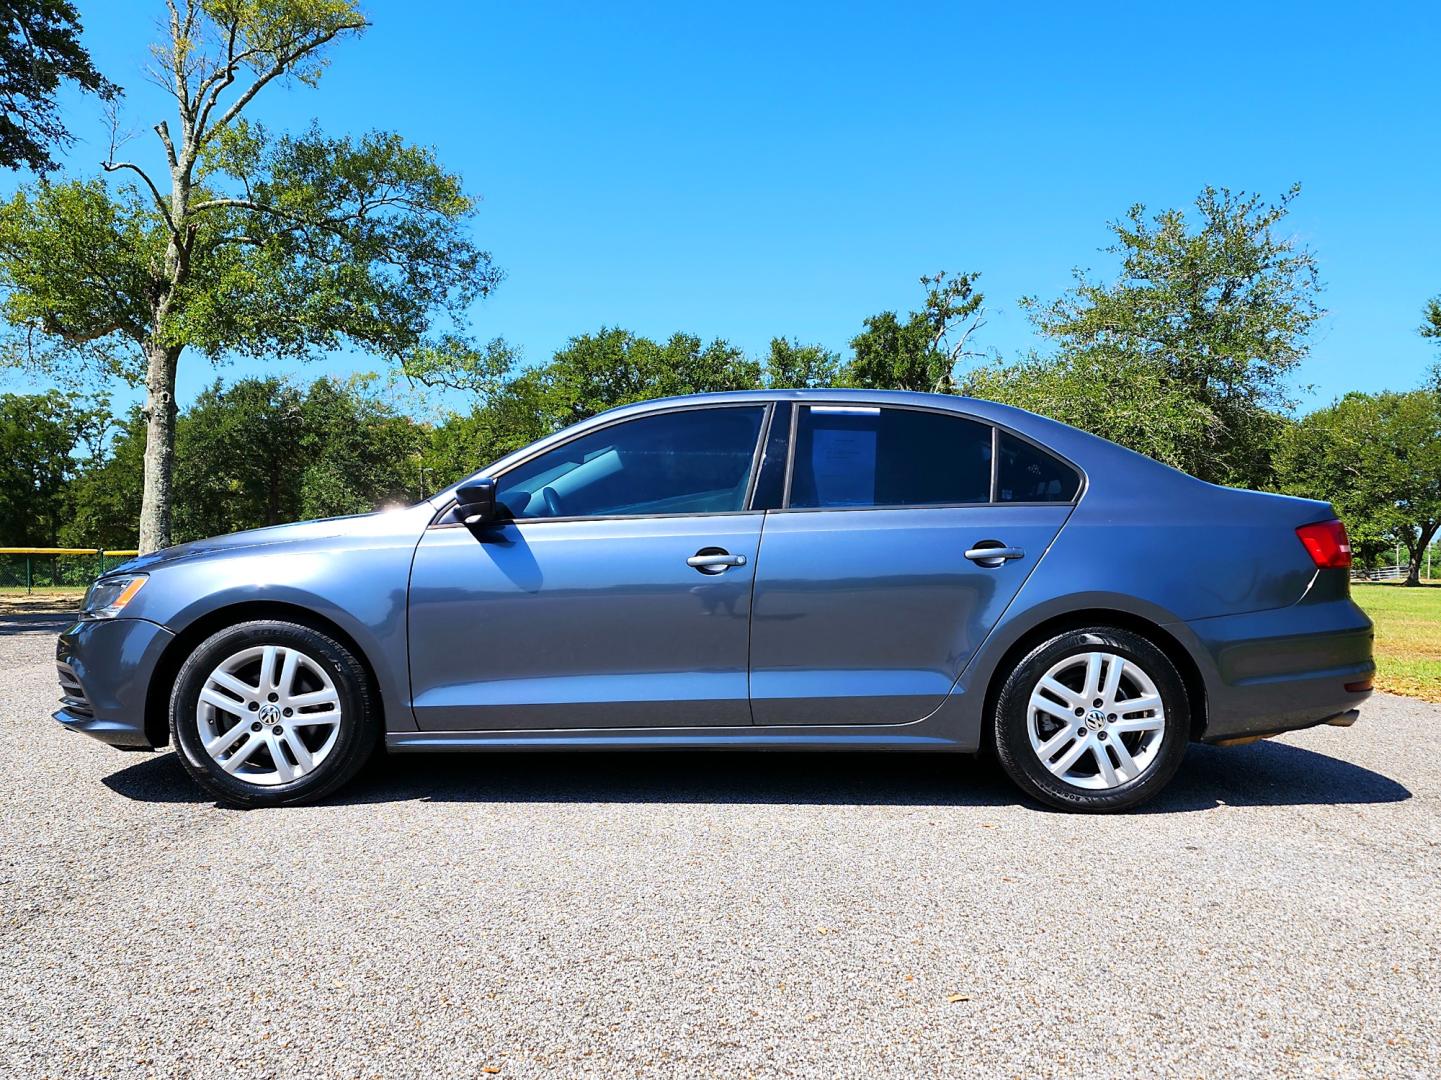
[82, 574, 147, 619]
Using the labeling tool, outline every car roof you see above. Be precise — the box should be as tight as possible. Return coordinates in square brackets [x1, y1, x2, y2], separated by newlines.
[587, 388, 1093, 451]
[591, 386, 1017, 420]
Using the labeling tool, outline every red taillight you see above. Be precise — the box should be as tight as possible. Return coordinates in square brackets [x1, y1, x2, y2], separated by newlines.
[1296, 519, 1352, 569]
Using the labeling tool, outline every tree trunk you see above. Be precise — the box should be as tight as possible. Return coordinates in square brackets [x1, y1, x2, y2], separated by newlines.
[137, 342, 181, 554]
[1404, 522, 1438, 587]
[266, 457, 281, 526]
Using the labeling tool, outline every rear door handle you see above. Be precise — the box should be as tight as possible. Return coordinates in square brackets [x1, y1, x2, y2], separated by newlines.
[688, 550, 747, 574]
[964, 544, 1025, 566]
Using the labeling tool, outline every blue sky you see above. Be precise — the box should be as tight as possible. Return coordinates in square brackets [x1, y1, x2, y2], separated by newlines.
[7, 0, 1440, 412]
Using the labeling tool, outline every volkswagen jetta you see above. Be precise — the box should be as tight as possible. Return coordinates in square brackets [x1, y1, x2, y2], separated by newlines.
[55, 390, 1374, 811]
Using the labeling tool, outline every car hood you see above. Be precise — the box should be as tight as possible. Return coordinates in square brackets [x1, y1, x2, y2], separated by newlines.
[113, 507, 430, 574]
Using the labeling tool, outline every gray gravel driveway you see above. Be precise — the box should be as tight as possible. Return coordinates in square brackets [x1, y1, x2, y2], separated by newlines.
[2, 614, 1438, 1078]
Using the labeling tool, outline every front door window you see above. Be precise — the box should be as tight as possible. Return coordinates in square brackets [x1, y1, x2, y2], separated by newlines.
[496, 406, 767, 520]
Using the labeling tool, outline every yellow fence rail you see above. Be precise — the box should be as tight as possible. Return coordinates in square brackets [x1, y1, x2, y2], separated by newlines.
[0, 548, 140, 556]
[0, 548, 140, 594]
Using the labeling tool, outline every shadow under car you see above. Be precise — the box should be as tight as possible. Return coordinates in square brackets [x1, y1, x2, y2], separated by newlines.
[100, 739, 1412, 813]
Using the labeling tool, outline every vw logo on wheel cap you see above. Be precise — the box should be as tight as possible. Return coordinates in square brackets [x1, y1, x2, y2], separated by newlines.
[1085, 710, 1106, 731]
[258, 703, 282, 724]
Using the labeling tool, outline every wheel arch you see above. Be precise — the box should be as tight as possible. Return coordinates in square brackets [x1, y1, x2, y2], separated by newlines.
[977, 607, 1209, 747]
[143, 600, 387, 749]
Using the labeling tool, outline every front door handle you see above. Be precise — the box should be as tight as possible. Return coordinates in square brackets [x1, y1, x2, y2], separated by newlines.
[964, 543, 1025, 567]
[687, 550, 747, 574]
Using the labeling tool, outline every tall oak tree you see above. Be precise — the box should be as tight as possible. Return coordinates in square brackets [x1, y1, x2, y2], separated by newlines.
[0, 1, 499, 551]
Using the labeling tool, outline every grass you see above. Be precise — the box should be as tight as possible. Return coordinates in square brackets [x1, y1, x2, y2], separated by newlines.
[1351, 581, 1441, 703]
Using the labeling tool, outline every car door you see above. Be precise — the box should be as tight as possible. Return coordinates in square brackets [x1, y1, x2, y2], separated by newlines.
[748, 403, 1079, 726]
[408, 403, 772, 731]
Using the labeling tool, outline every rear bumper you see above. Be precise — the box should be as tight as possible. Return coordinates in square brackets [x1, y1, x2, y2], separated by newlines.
[53, 618, 174, 750]
[1176, 597, 1375, 743]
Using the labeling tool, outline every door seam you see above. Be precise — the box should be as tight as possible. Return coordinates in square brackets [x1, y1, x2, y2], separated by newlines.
[745, 510, 772, 725]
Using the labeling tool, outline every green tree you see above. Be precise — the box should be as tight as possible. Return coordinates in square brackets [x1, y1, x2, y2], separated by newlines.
[296, 375, 425, 519]
[62, 405, 146, 550]
[168, 375, 425, 542]
[0, 388, 108, 544]
[422, 327, 774, 489]
[0, 1, 500, 553]
[1422, 296, 1441, 346]
[171, 377, 306, 540]
[964, 349, 1220, 472]
[990, 185, 1323, 488]
[1275, 388, 1441, 586]
[423, 378, 549, 492]
[844, 271, 985, 393]
[763, 337, 840, 389]
[0, 0, 117, 173]
[63, 376, 427, 547]
[536, 327, 761, 428]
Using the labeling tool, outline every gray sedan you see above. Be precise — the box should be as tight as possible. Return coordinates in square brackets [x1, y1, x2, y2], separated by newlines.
[55, 390, 1374, 811]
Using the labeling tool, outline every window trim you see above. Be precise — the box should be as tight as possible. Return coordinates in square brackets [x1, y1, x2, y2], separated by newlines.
[989, 425, 1000, 504]
[775, 400, 1084, 514]
[781, 397, 800, 509]
[740, 401, 778, 512]
[747, 400, 792, 513]
[431, 400, 774, 528]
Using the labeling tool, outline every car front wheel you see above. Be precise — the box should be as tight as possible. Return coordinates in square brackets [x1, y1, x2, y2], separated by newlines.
[992, 627, 1190, 812]
[169, 620, 379, 807]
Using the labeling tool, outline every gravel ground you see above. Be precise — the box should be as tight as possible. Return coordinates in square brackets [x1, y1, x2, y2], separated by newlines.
[2, 614, 1438, 1079]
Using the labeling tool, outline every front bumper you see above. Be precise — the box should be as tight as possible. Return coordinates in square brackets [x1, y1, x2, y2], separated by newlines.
[54, 618, 174, 749]
[1178, 597, 1375, 743]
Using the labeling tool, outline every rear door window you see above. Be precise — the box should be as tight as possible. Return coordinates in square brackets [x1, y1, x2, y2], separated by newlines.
[788, 405, 992, 509]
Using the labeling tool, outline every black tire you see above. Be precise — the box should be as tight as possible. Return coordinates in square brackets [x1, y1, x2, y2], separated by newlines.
[992, 627, 1189, 812]
[169, 620, 380, 807]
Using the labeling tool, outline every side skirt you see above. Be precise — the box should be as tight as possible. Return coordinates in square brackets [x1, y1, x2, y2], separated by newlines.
[386, 727, 965, 753]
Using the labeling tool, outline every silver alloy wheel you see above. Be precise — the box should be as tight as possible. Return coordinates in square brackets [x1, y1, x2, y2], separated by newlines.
[195, 644, 343, 786]
[1026, 650, 1166, 790]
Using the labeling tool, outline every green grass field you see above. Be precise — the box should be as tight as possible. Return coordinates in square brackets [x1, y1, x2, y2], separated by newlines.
[1351, 582, 1441, 703]
[5, 581, 1438, 702]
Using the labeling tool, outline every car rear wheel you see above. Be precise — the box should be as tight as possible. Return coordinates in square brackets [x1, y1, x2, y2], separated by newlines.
[170, 620, 380, 807]
[992, 627, 1189, 812]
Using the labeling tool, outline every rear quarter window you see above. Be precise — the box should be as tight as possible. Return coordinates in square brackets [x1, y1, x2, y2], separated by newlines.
[996, 431, 1080, 502]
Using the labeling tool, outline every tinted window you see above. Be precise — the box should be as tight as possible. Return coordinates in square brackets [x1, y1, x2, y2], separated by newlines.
[996, 431, 1079, 502]
[789, 406, 991, 509]
[496, 406, 765, 519]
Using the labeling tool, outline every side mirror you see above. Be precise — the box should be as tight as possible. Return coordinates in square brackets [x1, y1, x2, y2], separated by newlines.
[455, 478, 500, 526]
